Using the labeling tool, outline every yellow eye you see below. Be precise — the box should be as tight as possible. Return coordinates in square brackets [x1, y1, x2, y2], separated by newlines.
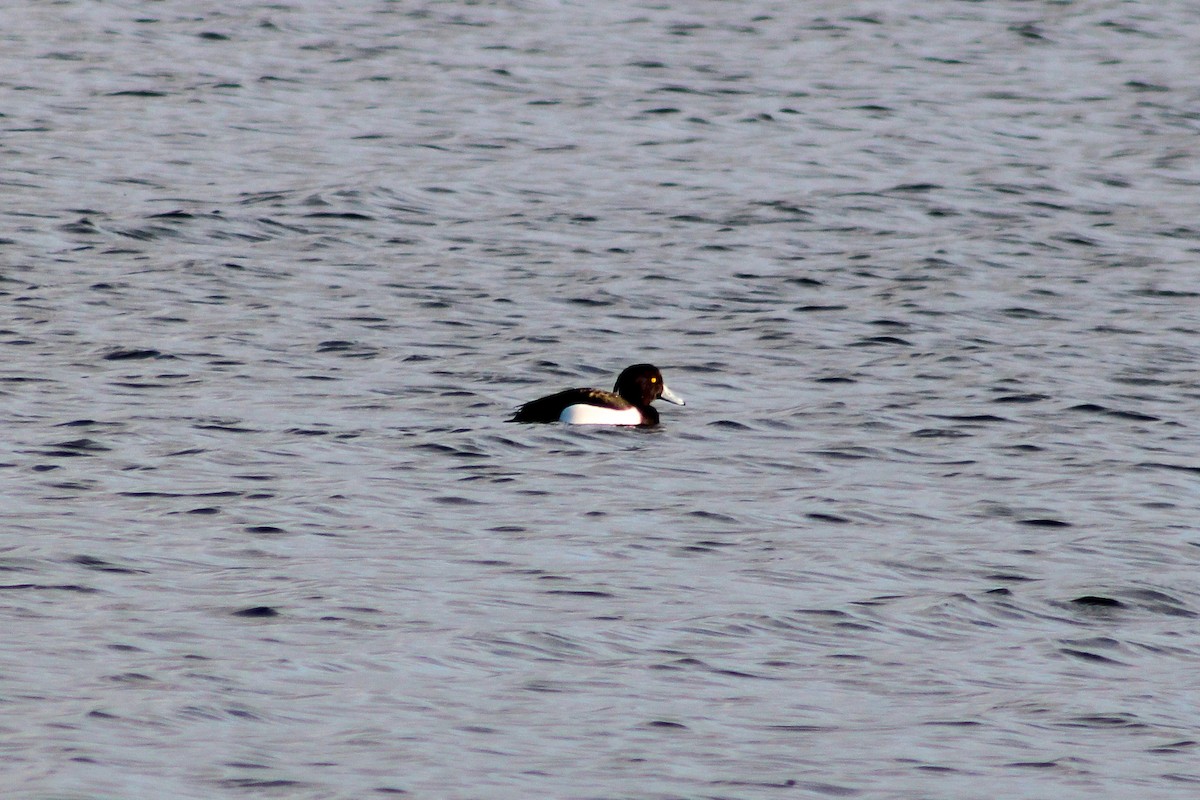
[650, 377, 657, 383]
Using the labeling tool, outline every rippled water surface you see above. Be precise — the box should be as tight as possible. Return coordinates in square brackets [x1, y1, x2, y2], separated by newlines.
[5, 1, 1200, 797]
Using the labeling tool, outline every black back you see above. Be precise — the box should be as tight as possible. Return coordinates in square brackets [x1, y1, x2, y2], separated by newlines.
[510, 387, 633, 424]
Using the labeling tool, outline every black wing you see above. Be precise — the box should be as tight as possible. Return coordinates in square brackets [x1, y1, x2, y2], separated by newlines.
[510, 388, 631, 423]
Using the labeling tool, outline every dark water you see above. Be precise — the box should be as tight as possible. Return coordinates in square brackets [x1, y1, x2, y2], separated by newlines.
[5, 1, 1200, 797]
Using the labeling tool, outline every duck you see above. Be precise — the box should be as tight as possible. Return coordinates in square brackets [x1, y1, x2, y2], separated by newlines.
[510, 363, 685, 426]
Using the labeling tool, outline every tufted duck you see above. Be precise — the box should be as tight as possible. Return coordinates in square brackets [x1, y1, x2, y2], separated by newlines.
[510, 364, 685, 426]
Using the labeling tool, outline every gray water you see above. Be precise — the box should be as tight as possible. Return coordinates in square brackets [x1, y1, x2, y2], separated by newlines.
[4, 1, 1200, 798]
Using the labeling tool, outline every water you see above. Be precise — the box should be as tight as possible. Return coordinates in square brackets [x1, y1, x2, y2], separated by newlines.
[4, 1, 1200, 797]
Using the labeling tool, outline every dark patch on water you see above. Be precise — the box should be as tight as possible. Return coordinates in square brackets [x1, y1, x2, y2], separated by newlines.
[1072, 595, 1122, 608]
[232, 606, 279, 618]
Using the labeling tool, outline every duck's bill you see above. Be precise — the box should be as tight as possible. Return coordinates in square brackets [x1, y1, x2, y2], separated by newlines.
[660, 384, 685, 406]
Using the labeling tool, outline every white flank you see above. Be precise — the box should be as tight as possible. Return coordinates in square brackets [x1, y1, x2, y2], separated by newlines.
[559, 404, 643, 425]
